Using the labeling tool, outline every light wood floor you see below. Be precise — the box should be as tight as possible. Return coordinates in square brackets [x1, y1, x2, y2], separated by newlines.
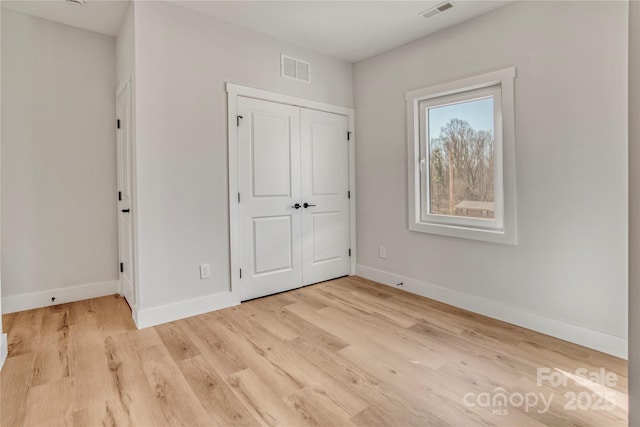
[1, 276, 628, 426]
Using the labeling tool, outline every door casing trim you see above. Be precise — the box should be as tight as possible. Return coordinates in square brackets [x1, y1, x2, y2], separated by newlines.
[226, 83, 356, 302]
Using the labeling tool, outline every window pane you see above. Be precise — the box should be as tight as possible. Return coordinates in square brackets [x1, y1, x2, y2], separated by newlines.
[427, 97, 495, 219]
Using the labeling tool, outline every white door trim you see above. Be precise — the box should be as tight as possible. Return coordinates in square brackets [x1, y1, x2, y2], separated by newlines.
[226, 83, 356, 301]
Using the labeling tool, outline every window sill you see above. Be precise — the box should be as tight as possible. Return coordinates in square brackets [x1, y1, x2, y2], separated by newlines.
[409, 221, 517, 245]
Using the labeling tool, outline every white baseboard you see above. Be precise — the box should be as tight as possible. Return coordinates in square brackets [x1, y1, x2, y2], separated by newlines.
[133, 291, 240, 329]
[0, 333, 7, 371]
[355, 265, 628, 359]
[1, 280, 119, 314]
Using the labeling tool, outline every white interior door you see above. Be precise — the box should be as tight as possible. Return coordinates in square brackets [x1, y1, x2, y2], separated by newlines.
[300, 108, 351, 285]
[238, 97, 303, 301]
[116, 83, 135, 307]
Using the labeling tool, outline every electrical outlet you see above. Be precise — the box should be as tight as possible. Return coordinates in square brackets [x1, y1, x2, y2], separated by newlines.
[379, 246, 387, 259]
[199, 263, 211, 279]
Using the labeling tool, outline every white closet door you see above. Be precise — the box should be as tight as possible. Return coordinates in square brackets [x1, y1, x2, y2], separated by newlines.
[238, 97, 303, 301]
[300, 108, 351, 286]
[116, 83, 135, 308]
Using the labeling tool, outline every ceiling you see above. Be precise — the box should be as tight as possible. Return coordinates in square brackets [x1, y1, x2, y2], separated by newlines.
[1, 0, 511, 63]
[172, 1, 511, 63]
[2, 0, 129, 37]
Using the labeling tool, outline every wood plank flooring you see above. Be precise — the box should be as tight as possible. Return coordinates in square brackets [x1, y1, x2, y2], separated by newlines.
[1, 276, 628, 426]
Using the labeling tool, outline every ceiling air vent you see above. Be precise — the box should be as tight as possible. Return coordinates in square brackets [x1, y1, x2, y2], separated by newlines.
[281, 55, 311, 83]
[420, 1, 454, 19]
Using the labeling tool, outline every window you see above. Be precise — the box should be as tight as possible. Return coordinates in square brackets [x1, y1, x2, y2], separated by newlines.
[406, 67, 516, 244]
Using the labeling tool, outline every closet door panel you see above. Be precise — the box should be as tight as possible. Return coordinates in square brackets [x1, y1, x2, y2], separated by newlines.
[238, 97, 303, 300]
[301, 108, 351, 286]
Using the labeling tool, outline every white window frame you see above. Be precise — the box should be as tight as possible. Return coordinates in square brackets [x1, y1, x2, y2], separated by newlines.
[406, 67, 517, 245]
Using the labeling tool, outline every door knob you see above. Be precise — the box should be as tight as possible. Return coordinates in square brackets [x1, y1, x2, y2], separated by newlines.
[303, 202, 316, 208]
[292, 203, 301, 209]
[121, 209, 130, 213]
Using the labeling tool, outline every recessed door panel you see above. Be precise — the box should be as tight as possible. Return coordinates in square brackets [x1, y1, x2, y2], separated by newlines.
[238, 97, 302, 301]
[312, 211, 345, 263]
[311, 123, 341, 195]
[253, 216, 293, 275]
[252, 112, 292, 197]
[301, 108, 350, 285]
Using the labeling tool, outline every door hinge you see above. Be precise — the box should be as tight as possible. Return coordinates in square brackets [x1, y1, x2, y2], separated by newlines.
[120, 262, 124, 273]
[348, 190, 351, 199]
[347, 131, 352, 141]
[117, 119, 121, 129]
[238, 192, 240, 203]
[237, 115, 243, 127]
[239, 268, 242, 279]
[118, 191, 122, 201]
[348, 248, 351, 257]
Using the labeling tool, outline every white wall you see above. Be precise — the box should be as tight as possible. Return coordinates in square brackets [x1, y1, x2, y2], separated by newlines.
[1, 9, 118, 311]
[132, 1, 353, 318]
[628, 0, 639, 422]
[353, 1, 628, 356]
